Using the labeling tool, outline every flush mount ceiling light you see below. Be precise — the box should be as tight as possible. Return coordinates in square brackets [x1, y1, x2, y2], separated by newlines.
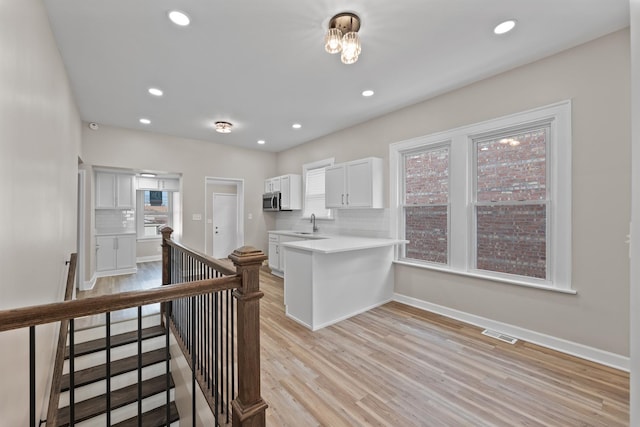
[324, 12, 362, 65]
[148, 87, 163, 96]
[494, 19, 516, 35]
[362, 89, 374, 97]
[168, 10, 190, 26]
[139, 118, 151, 125]
[292, 123, 302, 129]
[214, 121, 233, 133]
[257, 140, 266, 145]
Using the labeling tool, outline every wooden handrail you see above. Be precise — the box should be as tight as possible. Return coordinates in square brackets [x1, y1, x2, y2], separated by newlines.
[165, 239, 237, 277]
[0, 275, 241, 333]
[46, 253, 78, 427]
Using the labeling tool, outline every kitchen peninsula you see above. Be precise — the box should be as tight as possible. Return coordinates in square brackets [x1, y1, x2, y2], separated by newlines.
[279, 234, 407, 331]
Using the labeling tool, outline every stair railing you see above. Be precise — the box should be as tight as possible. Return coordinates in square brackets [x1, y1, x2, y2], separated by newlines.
[0, 233, 267, 427]
[160, 226, 268, 427]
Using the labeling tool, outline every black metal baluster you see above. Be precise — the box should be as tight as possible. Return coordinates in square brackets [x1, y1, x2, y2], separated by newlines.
[106, 312, 111, 426]
[166, 302, 171, 427]
[213, 291, 219, 425]
[231, 289, 236, 407]
[224, 290, 231, 423]
[138, 306, 142, 427]
[191, 296, 196, 427]
[219, 289, 224, 415]
[29, 326, 35, 427]
[69, 319, 75, 427]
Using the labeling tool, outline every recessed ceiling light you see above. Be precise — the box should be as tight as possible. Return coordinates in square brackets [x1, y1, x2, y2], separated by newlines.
[494, 20, 516, 35]
[257, 140, 266, 145]
[362, 90, 374, 97]
[139, 118, 151, 124]
[168, 10, 190, 26]
[148, 87, 163, 97]
[292, 123, 302, 129]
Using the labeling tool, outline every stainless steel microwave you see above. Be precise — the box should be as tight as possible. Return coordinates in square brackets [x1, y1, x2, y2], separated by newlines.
[262, 192, 281, 211]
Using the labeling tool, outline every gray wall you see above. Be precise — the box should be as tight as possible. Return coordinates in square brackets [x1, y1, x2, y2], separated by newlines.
[277, 30, 631, 357]
[81, 124, 277, 280]
[0, 0, 82, 423]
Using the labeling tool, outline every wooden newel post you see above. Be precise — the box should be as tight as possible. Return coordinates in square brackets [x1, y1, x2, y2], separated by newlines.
[229, 246, 268, 427]
[159, 226, 173, 325]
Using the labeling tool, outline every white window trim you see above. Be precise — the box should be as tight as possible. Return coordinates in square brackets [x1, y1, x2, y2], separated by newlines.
[390, 100, 573, 293]
[302, 157, 335, 220]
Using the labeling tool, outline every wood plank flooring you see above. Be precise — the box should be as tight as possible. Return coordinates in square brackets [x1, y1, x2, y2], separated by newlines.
[78, 261, 630, 426]
[258, 271, 629, 427]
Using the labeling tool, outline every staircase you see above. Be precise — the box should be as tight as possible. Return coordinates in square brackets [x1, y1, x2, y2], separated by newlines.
[55, 314, 179, 426]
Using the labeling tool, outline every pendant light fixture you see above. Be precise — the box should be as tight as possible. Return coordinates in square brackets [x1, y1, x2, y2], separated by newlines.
[324, 13, 362, 65]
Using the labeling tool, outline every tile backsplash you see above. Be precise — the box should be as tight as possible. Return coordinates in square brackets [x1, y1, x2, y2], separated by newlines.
[275, 209, 390, 238]
[96, 209, 135, 234]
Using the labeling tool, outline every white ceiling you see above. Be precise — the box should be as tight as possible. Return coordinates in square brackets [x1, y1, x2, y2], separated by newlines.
[42, 0, 629, 153]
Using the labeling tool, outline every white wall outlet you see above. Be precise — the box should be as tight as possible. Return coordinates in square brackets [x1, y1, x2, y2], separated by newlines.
[192, 213, 202, 221]
[207, 219, 212, 224]
[248, 213, 253, 220]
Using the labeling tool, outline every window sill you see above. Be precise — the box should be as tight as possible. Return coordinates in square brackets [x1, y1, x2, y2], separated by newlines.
[137, 236, 162, 242]
[393, 259, 577, 295]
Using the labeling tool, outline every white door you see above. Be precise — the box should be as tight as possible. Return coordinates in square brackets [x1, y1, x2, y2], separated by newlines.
[212, 193, 238, 258]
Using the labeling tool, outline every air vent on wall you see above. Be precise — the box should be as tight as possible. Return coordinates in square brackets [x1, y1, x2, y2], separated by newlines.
[482, 329, 518, 344]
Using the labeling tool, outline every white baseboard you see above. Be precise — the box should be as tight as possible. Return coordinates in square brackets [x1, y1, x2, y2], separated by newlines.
[393, 293, 630, 372]
[95, 267, 138, 279]
[81, 272, 97, 291]
[136, 255, 162, 263]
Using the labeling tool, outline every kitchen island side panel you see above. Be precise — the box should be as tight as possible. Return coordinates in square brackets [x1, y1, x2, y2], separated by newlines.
[284, 247, 314, 328]
[312, 246, 394, 330]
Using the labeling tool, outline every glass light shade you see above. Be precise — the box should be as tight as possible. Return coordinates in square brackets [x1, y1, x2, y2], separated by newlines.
[214, 121, 232, 133]
[340, 32, 361, 64]
[324, 28, 343, 54]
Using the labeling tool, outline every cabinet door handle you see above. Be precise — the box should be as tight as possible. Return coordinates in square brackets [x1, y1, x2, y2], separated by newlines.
[276, 245, 279, 254]
[346, 194, 349, 205]
[342, 194, 344, 205]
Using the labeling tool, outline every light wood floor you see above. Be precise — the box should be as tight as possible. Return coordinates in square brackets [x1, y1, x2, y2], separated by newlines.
[78, 262, 630, 426]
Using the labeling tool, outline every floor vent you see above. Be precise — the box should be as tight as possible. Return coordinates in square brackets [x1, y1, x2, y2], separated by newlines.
[482, 329, 518, 344]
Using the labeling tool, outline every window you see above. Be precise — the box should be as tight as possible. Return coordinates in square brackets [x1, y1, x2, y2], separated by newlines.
[391, 101, 572, 292]
[137, 190, 172, 238]
[402, 145, 450, 264]
[302, 158, 334, 219]
[473, 126, 548, 279]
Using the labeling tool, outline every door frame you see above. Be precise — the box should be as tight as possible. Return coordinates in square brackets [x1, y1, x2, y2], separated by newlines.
[204, 177, 244, 256]
[77, 169, 86, 292]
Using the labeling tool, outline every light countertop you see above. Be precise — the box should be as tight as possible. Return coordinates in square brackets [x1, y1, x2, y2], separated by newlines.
[279, 235, 408, 254]
[268, 230, 330, 239]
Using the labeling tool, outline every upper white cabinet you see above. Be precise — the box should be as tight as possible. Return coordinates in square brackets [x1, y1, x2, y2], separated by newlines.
[325, 157, 383, 209]
[264, 177, 281, 193]
[136, 177, 179, 191]
[96, 172, 135, 209]
[264, 174, 301, 210]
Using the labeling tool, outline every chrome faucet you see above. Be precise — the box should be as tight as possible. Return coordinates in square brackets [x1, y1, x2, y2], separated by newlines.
[310, 213, 318, 232]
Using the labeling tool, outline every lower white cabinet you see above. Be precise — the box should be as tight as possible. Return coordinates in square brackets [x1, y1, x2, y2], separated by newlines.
[268, 233, 307, 277]
[96, 234, 137, 275]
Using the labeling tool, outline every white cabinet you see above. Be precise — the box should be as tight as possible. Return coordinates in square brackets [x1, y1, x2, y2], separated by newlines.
[268, 233, 307, 276]
[96, 234, 137, 274]
[136, 177, 180, 191]
[96, 172, 135, 209]
[325, 157, 383, 209]
[264, 174, 302, 210]
[264, 177, 281, 193]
